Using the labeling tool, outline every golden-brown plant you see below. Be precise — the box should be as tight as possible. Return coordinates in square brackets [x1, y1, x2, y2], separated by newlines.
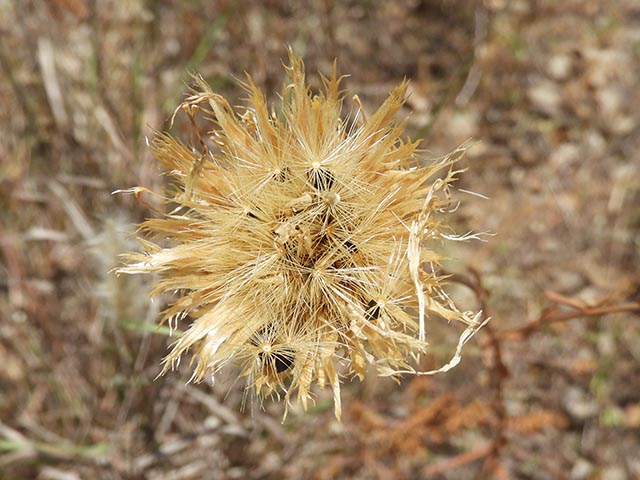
[119, 50, 484, 420]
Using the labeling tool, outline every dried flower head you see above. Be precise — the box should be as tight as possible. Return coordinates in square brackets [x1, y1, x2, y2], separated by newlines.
[119, 50, 484, 420]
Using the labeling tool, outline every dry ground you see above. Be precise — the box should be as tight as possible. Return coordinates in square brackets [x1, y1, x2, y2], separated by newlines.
[1, 1, 639, 479]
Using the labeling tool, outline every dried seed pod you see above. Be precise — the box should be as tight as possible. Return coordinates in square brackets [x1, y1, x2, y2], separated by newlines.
[307, 167, 335, 190]
[266, 349, 295, 373]
[365, 299, 382, 321]
[342, 239, 358, 254]
[273, 166, 289, 182]
[118, 49, 485, 421]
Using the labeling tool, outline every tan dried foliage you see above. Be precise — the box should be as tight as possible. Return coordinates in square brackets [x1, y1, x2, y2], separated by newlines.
[347, 393, 490, 458]
[507, 410, 569, 434]
[119, 50, 484, 420]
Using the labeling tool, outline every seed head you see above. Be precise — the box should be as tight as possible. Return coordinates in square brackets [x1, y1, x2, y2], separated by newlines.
[119, 50, 484, 421]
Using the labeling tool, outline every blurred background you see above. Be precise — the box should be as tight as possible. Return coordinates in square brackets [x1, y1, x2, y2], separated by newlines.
[1, 1, 639, 479]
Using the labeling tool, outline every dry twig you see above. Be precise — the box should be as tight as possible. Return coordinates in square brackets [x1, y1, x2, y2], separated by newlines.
[443, 268, 640, 479]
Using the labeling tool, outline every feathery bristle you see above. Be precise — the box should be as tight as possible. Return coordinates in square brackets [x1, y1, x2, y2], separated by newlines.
[118, 49, 485, 421]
